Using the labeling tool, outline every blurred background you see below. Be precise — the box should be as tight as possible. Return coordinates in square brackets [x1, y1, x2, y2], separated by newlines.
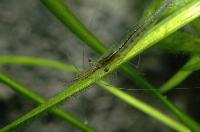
[0, 0, 199, 131]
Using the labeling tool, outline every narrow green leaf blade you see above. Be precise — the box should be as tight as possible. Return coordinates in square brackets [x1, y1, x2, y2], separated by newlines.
[182, 55, 200, 71]
[0, 72, 94, 132]
[0, 56, 77, 73]
[98, 81, 190, 132]
[40, 0, 106, 54]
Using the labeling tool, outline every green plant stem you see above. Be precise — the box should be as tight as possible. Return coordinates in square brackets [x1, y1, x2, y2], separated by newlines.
[40, 0, 200, 131]
[1, 56, 199, 131]
[40, 0, 106, 54]
[1, 1, 200, 131]
[97, 81, 190, 132]
[0, 72, 94, 132]
[160, 70, 192, 93]
[160, 57, 194, 93]
[160, 55, 200, 93]
[0, 56, 77, 73]
[0, 56, 198, 129]
[0, 61, 190, 131]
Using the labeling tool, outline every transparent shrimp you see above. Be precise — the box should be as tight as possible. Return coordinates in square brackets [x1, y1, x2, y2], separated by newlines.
[71, 0, 172, 82]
